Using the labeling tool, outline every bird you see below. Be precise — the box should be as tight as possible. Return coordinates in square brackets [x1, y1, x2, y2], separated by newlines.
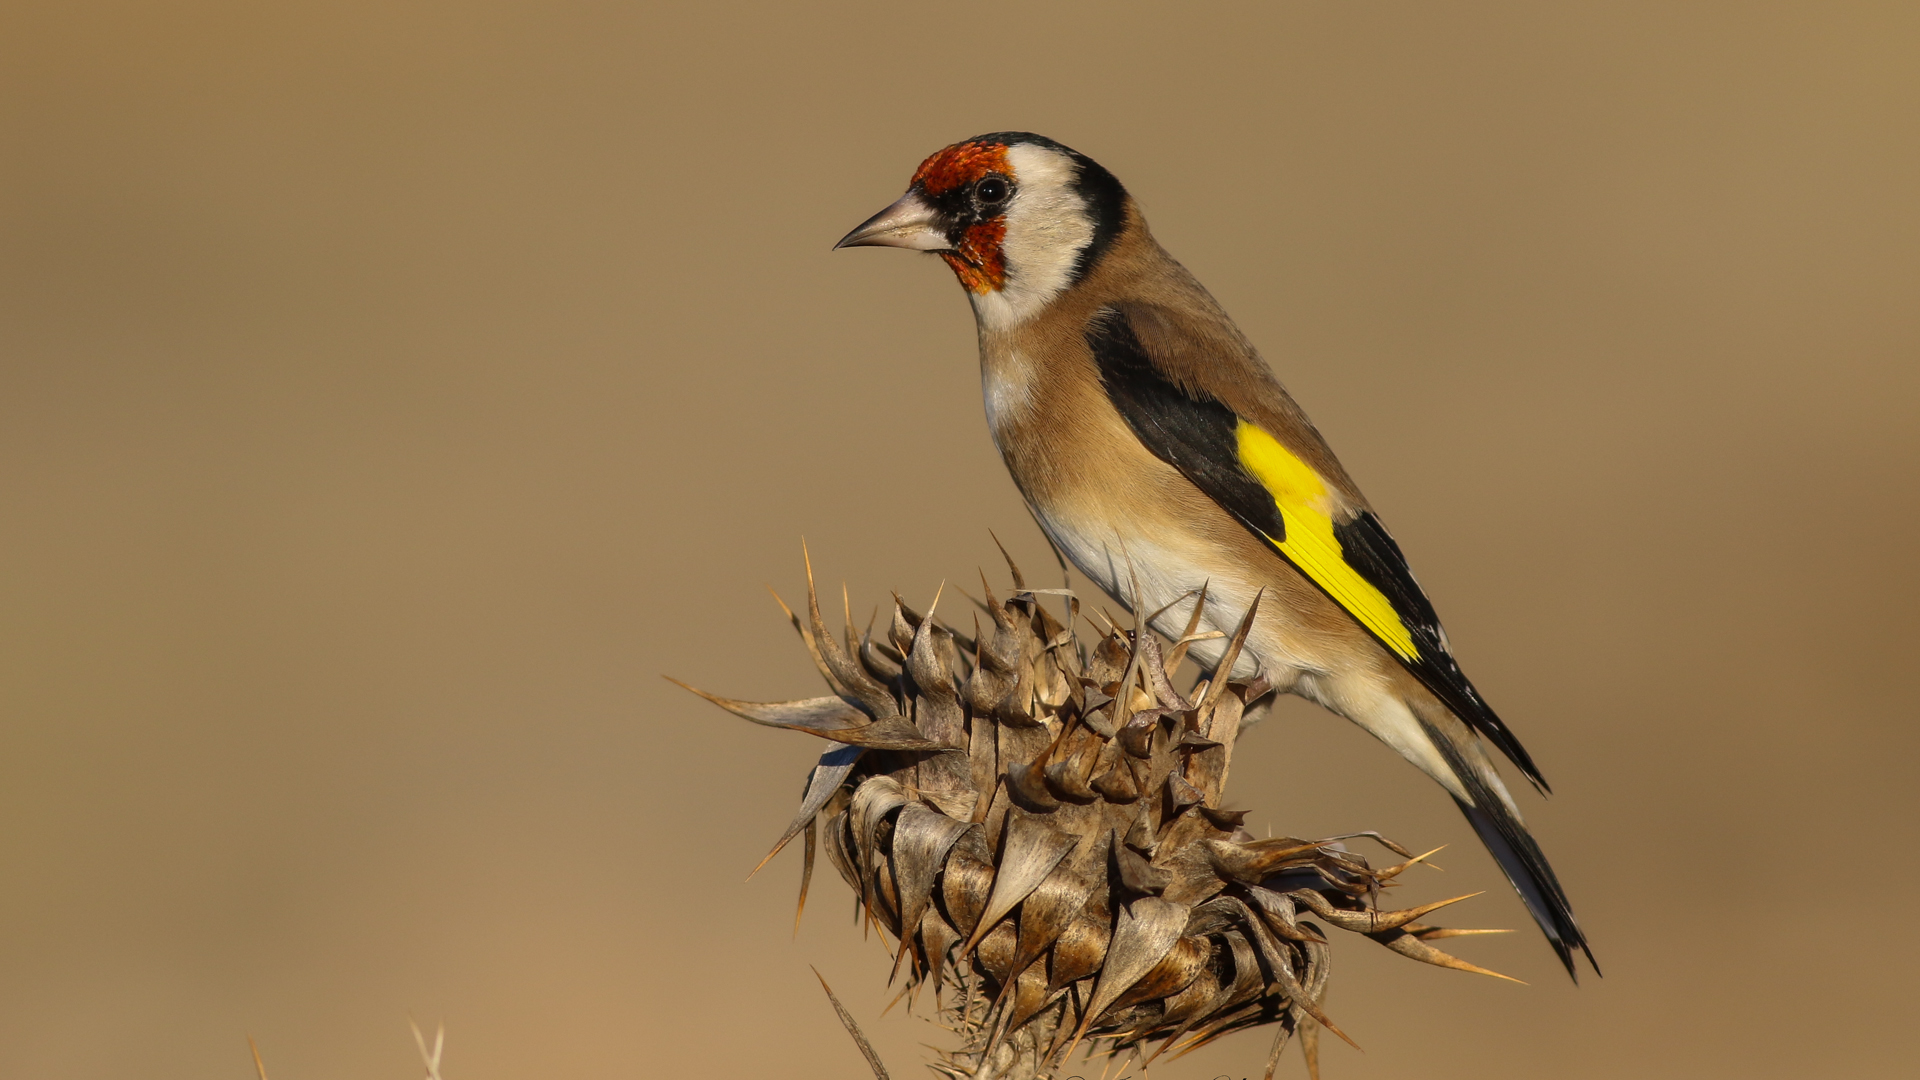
[834, 131, 1596, 979]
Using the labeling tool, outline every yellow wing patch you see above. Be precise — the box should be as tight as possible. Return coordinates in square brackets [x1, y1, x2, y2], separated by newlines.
[1235, 422, 1420, 661]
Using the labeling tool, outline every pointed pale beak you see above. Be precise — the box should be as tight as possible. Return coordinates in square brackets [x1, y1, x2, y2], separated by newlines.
[834, 191, 952, 251]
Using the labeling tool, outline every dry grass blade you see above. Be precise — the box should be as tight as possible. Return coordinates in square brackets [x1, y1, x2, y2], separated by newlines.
[248, 1037, 269, 1080]
[814, 967, 892, 1080]
[409, 1018, 445, 1080]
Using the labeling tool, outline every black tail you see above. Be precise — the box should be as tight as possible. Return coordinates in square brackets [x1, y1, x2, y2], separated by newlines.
[1420, 720, 1597, 980]
[1455, 797, 1596, 980]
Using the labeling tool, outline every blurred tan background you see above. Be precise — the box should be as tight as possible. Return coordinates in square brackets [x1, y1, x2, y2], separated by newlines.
[3, 2, 1916, 1077]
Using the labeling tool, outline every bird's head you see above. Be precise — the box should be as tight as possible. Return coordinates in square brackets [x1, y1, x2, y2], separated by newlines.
[836, 132, 1130, 329]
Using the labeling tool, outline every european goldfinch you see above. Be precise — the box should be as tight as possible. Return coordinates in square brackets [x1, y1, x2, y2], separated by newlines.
[836, 132, 1594, 979]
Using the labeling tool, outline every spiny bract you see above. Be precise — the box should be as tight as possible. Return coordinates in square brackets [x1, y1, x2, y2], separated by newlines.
[681, 553, 1511, 1080]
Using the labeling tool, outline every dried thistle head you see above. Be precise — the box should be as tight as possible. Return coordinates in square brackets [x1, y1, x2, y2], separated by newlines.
[680, 554, 1510, 1080]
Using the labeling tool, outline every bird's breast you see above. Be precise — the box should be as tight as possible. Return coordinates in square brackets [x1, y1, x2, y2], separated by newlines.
[980, 347, 1040, 442]
[974, 330, 1352, 684]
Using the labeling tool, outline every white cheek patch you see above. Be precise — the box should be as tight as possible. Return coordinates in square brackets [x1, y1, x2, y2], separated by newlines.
[970, 144, 1095, 332]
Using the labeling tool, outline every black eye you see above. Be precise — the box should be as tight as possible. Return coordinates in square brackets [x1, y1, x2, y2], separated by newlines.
[975, 176, 1010, 205]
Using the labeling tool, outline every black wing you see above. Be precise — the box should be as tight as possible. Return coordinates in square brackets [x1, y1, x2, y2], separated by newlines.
[1088, 306, 1548, 791]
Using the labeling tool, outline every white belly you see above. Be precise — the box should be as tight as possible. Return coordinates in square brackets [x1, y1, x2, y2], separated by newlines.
[1026, 502, 1299, 685]
[1031, 502, 1467, 792]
